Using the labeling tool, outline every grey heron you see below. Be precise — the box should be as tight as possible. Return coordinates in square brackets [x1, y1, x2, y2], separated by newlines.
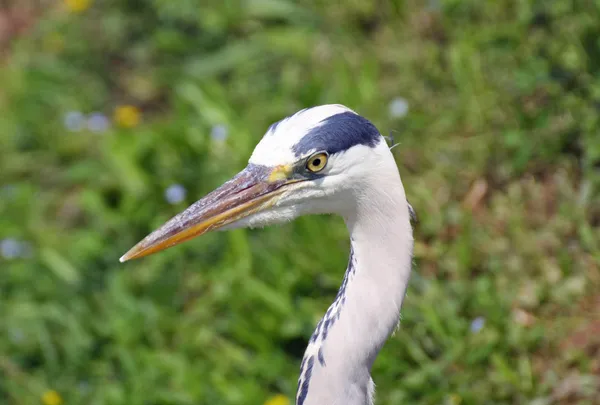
[120, 104, 415, 405]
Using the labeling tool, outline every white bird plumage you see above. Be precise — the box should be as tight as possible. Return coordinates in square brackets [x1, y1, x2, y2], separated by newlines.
[120, 104, 415, 405]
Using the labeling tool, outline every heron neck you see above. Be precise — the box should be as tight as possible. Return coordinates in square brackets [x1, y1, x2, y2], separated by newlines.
[296, 177, 414, 405]
[344, 184, 414, 367]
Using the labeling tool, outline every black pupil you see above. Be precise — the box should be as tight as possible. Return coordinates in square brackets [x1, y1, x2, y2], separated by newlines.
[312, 158, 321, 167]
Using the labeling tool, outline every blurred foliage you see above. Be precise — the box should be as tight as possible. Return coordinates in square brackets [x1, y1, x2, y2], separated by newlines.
[1, 0, 599, 404]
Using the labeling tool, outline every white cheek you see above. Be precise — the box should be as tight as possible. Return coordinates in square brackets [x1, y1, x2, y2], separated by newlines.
[280, 178, 355, 215]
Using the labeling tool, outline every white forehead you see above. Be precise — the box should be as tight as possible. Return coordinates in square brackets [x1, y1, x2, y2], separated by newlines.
[249, 104, 356, 166]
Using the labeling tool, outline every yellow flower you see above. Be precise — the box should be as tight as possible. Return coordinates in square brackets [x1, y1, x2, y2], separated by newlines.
[114, 105, 141, 128]
[264, 394, 290, 405]
[64, 0, 92, 13]
[41, 390, 63, 405]
[448, 393, 462, 405]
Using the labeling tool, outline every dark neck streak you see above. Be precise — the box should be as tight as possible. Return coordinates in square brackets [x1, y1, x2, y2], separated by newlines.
[296, 244, 357, 405]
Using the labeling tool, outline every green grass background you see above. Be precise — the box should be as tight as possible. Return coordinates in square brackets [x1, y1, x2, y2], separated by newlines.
[1, 0, 599, 404]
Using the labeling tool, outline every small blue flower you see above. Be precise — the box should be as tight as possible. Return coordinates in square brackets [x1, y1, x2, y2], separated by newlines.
[389, 97, 409, 119]
[64, 111, 85, 132]
[210, 124, 228, 143]
[1, 185, 17, 199]
[87, 112, 110, 133]
[9, 328, 24, 343]
[165, 184, 186, 204]
[1, 238, 24, 259]
[78, 381, 90, 395]
[470, 317, 485, 333]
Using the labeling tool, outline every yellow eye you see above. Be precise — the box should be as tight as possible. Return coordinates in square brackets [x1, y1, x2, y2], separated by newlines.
[306, 152, 328, 173]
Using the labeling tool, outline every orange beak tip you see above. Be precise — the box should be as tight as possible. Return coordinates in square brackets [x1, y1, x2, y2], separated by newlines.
[119, 246, 141, 262]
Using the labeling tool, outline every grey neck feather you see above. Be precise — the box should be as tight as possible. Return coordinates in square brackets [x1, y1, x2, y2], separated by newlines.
[295, 183, 414, 405]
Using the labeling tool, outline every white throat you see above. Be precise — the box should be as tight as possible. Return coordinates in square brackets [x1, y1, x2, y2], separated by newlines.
[295, 146, 414, 405]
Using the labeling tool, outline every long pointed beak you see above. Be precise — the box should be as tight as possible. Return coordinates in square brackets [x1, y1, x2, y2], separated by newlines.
[119, 164, 294, 262]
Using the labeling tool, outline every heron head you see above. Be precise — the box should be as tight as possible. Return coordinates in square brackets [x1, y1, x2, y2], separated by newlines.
[120, 104, 392, 262]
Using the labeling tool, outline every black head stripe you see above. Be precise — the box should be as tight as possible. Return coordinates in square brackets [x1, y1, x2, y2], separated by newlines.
[291, 112, 382, 157]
